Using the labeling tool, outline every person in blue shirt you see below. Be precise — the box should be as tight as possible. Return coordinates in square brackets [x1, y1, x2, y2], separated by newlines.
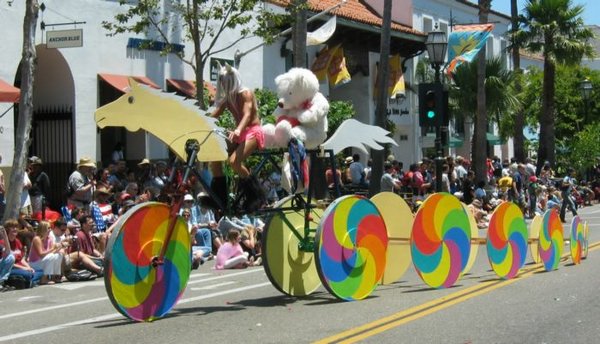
[560, 168, 578, 222]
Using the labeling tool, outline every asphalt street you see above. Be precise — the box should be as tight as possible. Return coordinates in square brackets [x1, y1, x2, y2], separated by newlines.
[0, 204, 598, 344]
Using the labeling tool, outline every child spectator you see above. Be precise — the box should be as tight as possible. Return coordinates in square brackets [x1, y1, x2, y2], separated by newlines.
[215, 229, 252, 269]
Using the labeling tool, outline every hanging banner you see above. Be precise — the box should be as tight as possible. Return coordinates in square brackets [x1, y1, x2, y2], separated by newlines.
[327, 45, 351, 88]
[311, 46, 333, 82]
[373, 54, 405, 100]
[446, 23, 494, 76]
[307, 16, 337, 46]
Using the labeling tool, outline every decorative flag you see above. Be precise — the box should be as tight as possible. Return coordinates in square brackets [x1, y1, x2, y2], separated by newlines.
[327, 45, 351, 88]
[311, 46, 333, 82]
[373, 54, 405, 100]
[307, 16, 337, 46]
[446, 23, 494, 76]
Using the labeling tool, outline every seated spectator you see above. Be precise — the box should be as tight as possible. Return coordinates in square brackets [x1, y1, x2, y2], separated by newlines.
[196, 192, 222, 254]
[467, 199, 489, 229]
[91, 187, 115, 232]
[28, 221, 64, 284]
[0, 225, 16, 291]
[215, 229, 254, 269]
[4, 219, 43, 288]
[124, 182, 140, 202]
[182, 208, 211, 269]
[67, 215, 104, 276]
[240, 224, 260, 265]
[546, 188, 562, 210]
[49, 219, 70, 256]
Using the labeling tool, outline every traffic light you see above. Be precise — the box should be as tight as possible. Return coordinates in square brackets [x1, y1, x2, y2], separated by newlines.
[418, 83, 448, 128]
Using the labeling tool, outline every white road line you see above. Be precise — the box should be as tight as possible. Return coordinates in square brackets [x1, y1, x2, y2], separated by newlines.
[0, 282, 272, 342]
[188, 272, 210, 279]
[187, 268, 264, 285]
[16, 296, 42, 302]
[177, 282, 271, 305]
[190, 281, 235, 291]
[53, 280, 105, 290]
[0, 297, 109, 320]
[0, 268, 263, 321]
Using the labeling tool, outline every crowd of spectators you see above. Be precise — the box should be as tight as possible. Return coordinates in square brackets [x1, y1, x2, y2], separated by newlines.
[0, 154, 265, 292]
[373, 154, 600, 228]
[1, 149, 599, 292]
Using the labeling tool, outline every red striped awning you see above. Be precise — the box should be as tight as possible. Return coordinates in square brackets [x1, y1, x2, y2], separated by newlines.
[98, 73, 160, 93]
[166, 78, 216, 100]
[0, 78, 20, 103]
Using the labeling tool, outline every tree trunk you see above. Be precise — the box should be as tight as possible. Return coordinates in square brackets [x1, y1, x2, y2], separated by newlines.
[536, 57, 556, 172]
[511, 0, 525, 162]
[473, 0, 491, 184]
[190, 0, 207, 110]
[368, 0, 392, 197]
[3, 0, 38, 221]
[292, 0, 307, 68]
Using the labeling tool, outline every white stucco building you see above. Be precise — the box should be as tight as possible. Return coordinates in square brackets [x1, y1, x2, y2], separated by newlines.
[0, 0, 427, 207]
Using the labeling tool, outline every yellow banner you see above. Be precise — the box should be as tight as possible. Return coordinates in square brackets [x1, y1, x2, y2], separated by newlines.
[374, 54, 405, 100]
[327, 45, 351, 88]
[388, 54, 405, 98]
[310, 46, 333, 82]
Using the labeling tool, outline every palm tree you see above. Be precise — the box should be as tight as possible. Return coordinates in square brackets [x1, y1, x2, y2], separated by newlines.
[473, 0, 492, 183]
[510, 0, 526, 162]
[451, 57, 519, 154]
[516, 0, 594, 172]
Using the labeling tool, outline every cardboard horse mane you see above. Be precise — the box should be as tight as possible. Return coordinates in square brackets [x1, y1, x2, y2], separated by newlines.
[95, 79, 228, 162]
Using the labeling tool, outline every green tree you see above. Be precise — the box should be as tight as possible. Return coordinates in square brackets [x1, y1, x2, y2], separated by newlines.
[450, 57, 519, 156]
[102, 0, 285, 110]
[569, 122, 600, 176]
[520, 64, 600, 167]
[515, 0, 594, 172]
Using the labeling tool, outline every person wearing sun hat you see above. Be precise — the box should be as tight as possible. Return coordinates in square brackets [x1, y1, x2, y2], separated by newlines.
[67, 157, 97, 210]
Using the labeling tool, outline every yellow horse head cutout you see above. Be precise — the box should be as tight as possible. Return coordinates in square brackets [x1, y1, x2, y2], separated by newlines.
[95, 79, 227, 162]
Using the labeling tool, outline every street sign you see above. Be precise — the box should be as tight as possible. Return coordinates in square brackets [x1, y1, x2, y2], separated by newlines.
[46, 29, 83, 48]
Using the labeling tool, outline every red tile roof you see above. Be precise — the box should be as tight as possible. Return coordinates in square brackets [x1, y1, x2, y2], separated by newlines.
[268, 0, 425, 37]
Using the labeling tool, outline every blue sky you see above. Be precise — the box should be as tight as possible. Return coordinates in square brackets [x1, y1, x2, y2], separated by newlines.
[492, 0, 599, 25]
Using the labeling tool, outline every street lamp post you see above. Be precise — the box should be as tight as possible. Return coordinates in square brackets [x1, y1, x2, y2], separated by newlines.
[580, 78, 593, 125]
[425, 29, 448, 192]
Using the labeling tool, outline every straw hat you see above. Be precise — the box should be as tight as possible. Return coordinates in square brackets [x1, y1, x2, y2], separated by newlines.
[95, 186, 112, 196]
[345, 156, 353, 164]
[138, 158, 150, 166]
[77, 157, 96, 169]
[29, 156, 43, 165]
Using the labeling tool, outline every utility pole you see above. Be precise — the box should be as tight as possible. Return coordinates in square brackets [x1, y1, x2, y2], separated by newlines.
[369, 0, 392, 197]
[292, 0, 307, 67]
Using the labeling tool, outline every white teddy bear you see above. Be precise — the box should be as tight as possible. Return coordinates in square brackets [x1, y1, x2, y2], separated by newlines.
[263, 68, 330, 149]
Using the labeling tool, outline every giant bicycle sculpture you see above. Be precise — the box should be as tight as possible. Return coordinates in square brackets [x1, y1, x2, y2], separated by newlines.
[95, 79, 590, 322]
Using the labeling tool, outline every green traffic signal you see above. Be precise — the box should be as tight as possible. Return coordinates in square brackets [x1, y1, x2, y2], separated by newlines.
[427, 110, 435, 119]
